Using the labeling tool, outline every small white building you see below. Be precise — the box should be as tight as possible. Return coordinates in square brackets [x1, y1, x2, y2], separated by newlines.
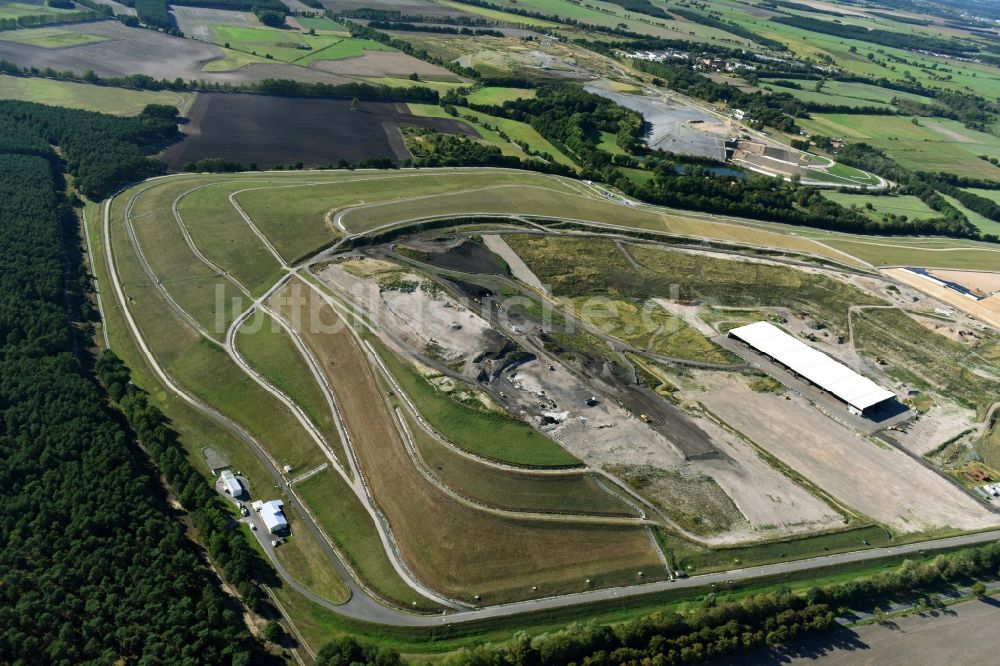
[220, 469, 245, 499]
[259, 499, 289, 535]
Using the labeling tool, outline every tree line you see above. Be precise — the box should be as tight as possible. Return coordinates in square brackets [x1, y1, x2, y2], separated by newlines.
[438, 540, 1000, 665]
[0, 101, 262, 664]
[670, 7, 786, 51]
[367, 21, 504, 37]
[0, 62, 440, 103]
[0, 99, 176, 198]
[456, 83, 645, 169]
[835, 142, 1000, 241]
[0, 6, 103, 31]
[771, 14, 977, 56]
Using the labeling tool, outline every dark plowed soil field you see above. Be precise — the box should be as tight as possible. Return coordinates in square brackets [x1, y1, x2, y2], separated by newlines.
[160, 93, 479, 169]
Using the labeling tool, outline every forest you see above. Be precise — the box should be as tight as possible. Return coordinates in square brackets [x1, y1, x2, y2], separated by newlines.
[0, 100, 177, 198]
[0, 102, 259, 664]
[461, 84, 645, 168]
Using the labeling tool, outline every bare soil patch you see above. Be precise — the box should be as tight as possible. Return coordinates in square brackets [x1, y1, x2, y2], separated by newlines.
[310, 49, 460, 77]
[930, 270, 1000, 296]
[483, 234, 547, 293]
[172, 7, 257, 41]
[696, 372, 999, 532]
[316, 257, 497, 363]
[0, 20, 352, 84]
[160, 93, 477, 169]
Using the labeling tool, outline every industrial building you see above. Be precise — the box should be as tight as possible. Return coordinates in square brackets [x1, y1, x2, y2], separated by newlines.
[256, 499, 289, 535]
[219, 469, 245, 499]
[728, 321, 895, 416]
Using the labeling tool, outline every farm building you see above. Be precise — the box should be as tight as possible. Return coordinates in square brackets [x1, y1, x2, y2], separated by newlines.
[728, 321, 895, 416]
[258, 499, 289, 535]
[220, 469, 245, 499]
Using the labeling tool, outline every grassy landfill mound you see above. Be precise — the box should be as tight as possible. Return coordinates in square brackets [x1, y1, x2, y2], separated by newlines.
[270, 279, 663, 602]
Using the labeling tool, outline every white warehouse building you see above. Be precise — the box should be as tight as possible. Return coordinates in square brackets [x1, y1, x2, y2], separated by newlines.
[258, 499, 289, 535]
[728, 321, 895, 416]
[219, 469, 245, 499]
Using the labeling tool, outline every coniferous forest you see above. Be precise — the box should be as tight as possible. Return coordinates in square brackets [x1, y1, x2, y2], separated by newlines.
[0, 101, 259, 664]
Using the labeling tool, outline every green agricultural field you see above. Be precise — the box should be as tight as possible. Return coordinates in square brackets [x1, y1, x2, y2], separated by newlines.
[801, 114, 1000, 180]
[816, 80, 934, 106]
[433, 0, 560, 28]
[207, 25, 391, 64]
[0, 1, 80, 19]
[465, 86, 536, 105]
[944, 192, 1000, 237]
[293, 16, 349, 34]
[0, 75, 191, 115]
[407, 104, 533, 159]
[762, 86, 894, 110]
[0, 26, 107, 48]
[200, 48, 270, 72]
[453, 106, 577, 167]
[373, 338, 581, 467]
[820, 192, 939, 222]
[728, 9, 1000, 98]
[821, 237, 1000, 270]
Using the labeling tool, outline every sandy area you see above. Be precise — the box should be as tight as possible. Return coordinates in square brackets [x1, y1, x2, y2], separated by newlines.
[509, 356, 839, 544]
[931, 270, 1000, 295]
[316, 258, 494, 361]
[884, 268, 1000, 329]
[688, 417, 842, 541]
[695, 373, 1000, 533]
[892, 402, 978, 456]
[482, 235, 547, 294]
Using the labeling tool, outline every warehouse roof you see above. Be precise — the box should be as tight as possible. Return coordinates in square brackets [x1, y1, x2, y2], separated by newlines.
[220, 469, 244, 498]
[260, 500, 288, 534]
[729, 321, 895, 412]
